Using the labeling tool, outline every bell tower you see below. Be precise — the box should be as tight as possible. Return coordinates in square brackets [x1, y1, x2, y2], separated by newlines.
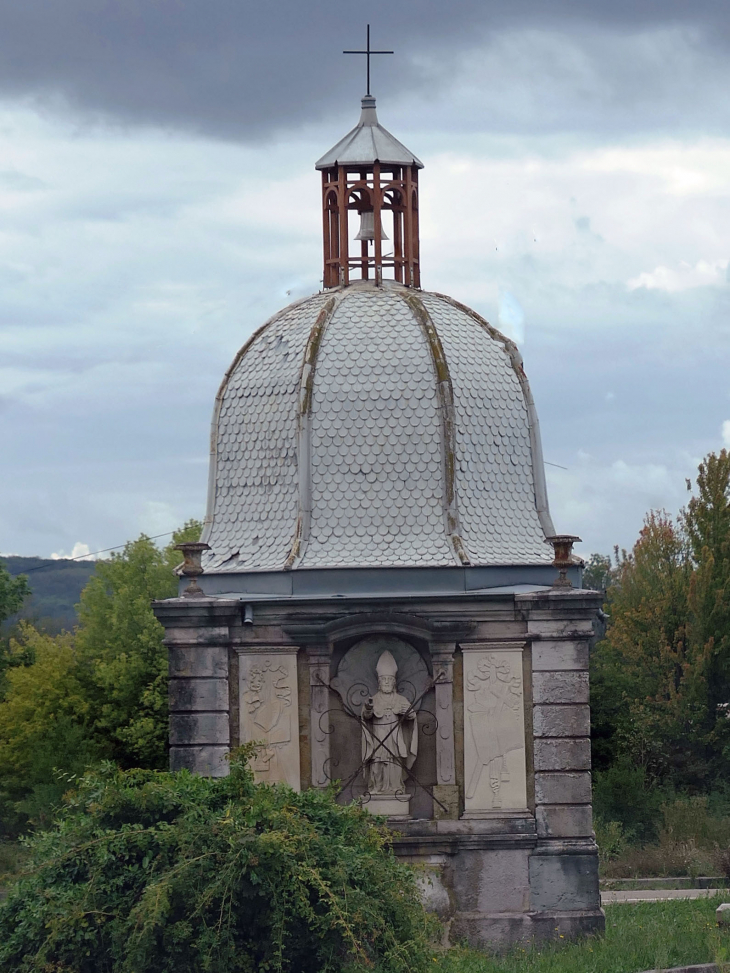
[315, 31, 423, 288]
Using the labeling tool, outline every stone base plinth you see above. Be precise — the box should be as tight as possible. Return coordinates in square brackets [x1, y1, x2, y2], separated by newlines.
[391, 826, 604, 950]
[450, 910, 605, 951]
[364, 794, 411, 818]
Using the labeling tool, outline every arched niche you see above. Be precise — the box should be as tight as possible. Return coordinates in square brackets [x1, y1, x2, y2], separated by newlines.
[326, 634, 436, 818]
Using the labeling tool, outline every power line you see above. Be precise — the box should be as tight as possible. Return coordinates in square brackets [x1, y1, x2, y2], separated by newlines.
[13, 531, 177, 574]
[8, 459, 569, 576]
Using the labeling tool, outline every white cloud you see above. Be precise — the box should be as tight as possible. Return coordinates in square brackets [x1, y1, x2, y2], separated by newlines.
[497, 291, 525, 343]
[722, 420, 730, 448]
[420, 137, 730, 328]
[50, 541, 94, 561]
[628, 259, 729, 292]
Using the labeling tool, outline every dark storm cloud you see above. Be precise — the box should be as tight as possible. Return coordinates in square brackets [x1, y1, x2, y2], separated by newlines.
[0, 0, 728, 139]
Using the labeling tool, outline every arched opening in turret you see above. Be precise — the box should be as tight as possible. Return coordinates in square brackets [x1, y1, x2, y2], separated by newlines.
[316, 96, 422, 288]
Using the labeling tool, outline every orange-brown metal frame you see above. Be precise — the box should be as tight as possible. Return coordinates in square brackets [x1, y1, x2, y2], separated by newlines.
[322, 162, 420, 288]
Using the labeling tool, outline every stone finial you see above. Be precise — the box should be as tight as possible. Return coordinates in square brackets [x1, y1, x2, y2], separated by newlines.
[174, 541, 210, 598]
[546, 535, 581, 589]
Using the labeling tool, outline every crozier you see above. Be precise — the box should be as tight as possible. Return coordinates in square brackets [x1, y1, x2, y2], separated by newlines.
[331, 636, 428, 817]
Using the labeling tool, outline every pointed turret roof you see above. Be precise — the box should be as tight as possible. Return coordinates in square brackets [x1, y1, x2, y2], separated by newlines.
[315, 95, 423, 170]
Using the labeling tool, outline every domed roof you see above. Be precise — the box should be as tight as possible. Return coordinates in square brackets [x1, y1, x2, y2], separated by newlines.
[201, 282, 555, 574]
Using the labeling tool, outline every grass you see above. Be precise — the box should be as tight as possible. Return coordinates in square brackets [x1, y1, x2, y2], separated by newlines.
[597, 797, 730, 879]
[433, 896, 730, 973]
[601, 836, 720, 879]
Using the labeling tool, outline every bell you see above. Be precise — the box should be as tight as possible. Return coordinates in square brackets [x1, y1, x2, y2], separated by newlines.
[355, 210, 389, 242]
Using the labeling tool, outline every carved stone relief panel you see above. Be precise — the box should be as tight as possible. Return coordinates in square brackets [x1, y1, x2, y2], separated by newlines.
[462, 644, 527, 815]
[238, 648, 300, 791]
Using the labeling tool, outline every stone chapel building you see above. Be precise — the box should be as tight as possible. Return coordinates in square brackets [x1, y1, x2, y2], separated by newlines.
[153, 93, 604, 948]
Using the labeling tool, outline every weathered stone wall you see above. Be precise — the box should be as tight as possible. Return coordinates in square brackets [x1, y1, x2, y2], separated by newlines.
[518, 590, 602, 934]
[154, 599, 239, 777]
[154, 585, 604, 948]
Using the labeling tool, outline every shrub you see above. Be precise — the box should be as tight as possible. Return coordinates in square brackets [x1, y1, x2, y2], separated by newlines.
[0, 749, 433, 973]
[600, 833, 716, 879]
[593, 759, 665, 843]
[597, 794, 730, 879]
[662, 796, 730, 847]
[595, 818, 632, 867]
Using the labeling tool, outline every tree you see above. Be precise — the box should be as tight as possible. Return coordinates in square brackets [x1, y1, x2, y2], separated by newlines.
[591, 454, 730, 796]
[590, 512, 703, 784]
[0, 562, 30, 702]
[682, 451, 730, 778]
[75, 520, 202, 770]
[0, 624, 98, 834]
[0, 561, 29, 626]
[583, 552, 615, 592]
[0, 563, 31, 698]
[0, 521, 202, 833]
[0, 751, 433, 973]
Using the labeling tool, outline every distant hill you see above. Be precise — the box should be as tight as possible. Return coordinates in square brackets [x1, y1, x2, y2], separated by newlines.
[1, 556, 97, 634]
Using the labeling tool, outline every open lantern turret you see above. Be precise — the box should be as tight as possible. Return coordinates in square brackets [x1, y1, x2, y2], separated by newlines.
[316, 95, 423, 288]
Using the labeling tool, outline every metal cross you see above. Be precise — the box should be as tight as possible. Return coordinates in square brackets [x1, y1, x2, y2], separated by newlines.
[343, 24, 393, 96]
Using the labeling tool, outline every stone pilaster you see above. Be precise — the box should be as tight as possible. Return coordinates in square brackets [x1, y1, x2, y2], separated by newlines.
[516, 589, 603, 920]
[307, 644, 331, 789]
[431, 641, 459, 819]
[153, 598, 240, 777]
[431, 642, 456, 786]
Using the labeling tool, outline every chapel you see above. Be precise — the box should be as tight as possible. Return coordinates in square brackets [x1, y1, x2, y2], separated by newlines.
[154, 82, 604, 948]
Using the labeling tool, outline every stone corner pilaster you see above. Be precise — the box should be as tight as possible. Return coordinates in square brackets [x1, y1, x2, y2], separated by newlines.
[153, 596, 240, 777]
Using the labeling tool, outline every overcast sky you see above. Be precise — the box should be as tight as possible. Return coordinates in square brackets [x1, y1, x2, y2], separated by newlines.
[2, 0, 730, 562]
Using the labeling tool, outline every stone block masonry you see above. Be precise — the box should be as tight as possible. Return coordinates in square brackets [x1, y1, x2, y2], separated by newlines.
[153, 598, 240, 777]
[153, 586, 605, 948]
[518, 588, 602, 917]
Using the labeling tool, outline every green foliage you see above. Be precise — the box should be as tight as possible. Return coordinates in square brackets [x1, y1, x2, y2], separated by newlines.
[0, 521, 202, 834]
[0, 561, 29, 626]
[592, 760, 664, 843]
[0, 625, 99, 835]
[0, 563, 30, 696]
[589, 452, 730, 851]
[434, 897, 730, 973]
[661, 794, 730, 847]
[0, 840, 28, 892]
[683, 451, 730, 773]
[593, 818, 631, 867]
[0, 750, 432, 973]
[596, 793, 730, 879]
[590, 511, 699, 781]
[582, 552, 615, 592]
[75, 520, 202, 769]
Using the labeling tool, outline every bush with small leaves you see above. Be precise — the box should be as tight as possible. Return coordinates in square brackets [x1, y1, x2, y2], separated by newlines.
[0, 748, 433, 973]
